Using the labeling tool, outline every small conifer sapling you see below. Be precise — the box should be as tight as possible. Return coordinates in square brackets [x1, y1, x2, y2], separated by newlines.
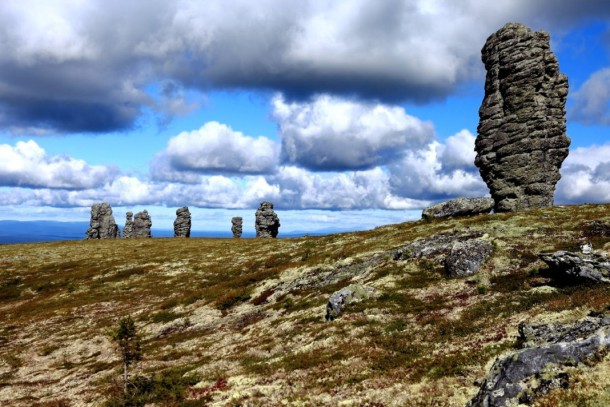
[111, 316, 142, 392]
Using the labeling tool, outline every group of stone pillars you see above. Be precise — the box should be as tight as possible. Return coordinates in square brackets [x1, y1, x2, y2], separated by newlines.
[85, 201, 280, 239]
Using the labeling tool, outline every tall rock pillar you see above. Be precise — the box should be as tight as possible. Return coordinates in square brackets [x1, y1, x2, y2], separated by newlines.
[475, 23, 570, 212]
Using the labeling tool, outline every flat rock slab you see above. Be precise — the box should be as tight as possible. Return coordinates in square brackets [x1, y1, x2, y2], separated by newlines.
[422, 197, 494, 220]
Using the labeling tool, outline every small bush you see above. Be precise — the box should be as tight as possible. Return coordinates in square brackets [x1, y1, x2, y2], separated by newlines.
[103, 367, 201, 407]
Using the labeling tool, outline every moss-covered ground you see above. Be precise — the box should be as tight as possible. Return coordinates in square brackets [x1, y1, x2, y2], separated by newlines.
[0, 204, 609, 406]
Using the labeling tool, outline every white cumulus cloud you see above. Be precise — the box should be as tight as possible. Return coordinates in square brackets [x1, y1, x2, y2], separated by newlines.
[389, 130, 489, 200]
[153, 121, 279, 180]
[273, 94, 434, 171]
[0, 140, 117, 189]
[556, 143, 610, 204]
[569, 68, 610, 125]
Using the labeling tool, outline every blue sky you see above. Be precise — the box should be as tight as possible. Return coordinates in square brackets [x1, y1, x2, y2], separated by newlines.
[0, 0, 609, 233]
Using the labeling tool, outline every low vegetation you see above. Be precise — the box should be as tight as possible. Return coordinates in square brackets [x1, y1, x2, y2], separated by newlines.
[0, 204, 609, 406]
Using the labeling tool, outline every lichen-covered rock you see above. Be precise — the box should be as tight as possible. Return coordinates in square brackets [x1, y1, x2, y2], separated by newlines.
[422, 197, 494, 219]
[469, 316, 610, 407]
[85, 202, 120, 239]
[255, 202, 280, 238]
[517, 315, 610, 349]
[122, 212, 134, 238]
[173, 207, 191, 238]
[393, 231, 483, 261]
[475, 23, 570, 212]
[133, 210, 152, 238]
[231, 217, 243, 238]
[539, 250, 610, 284]
[325, 284, 375, 321]
[444, 239, 493, 277]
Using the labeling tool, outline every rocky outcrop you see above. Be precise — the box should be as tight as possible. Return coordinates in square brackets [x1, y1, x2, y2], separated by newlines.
[85, 202, 120, 239]
[173, 207, 191, 238]
[475, 23, 570, 212]
[325, 284, 375, 321]
[122, 212, 134, 238]
[517, 314, 610, 349]
[133, 210, 152, 238]
[255, 202, 280, 238]
[469, 315, 610, 406]
[393, 231, 484, 261]
[444, 239, 493, 277]
[539, 250, 610, 284]
[422, 197, 494, 220]
[231, 217, 243, 238]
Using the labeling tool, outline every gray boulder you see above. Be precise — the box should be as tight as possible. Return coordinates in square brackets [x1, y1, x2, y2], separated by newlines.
[173, 207, 191, 238]
[255, 202, 280, 238]
[469, 316, 610, 406]
[123, 212, 134, 238]
[393, 231, 483, 261]
[444, 239, 493, 277]
[422, 197, 494, 220]
[85, 202, 120, 239]
[133, 210, 152, 238]
[325, 284, 375, 321]
[475, 23, 570, 212]
[231, 217, 243, 238]
[539, 250, 610, 284]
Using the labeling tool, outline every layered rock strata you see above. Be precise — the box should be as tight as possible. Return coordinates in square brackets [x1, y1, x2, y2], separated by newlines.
[85, 202, 120, 239]
[231, 217, 243, 238]
[133, 210, 152, 238]
[122, 212, 134, 238]
[255, 202, 280, 238]
[173, 207, 191, 238]
[475, 23, 570, 212]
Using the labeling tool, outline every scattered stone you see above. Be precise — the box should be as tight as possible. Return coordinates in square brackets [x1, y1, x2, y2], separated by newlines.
[469, 315, 610, 407]
[133, 210, 152, 238]
[122, 212, 134, 238]
[539, 250, 610, 284]
[85, 202, 120, 239]
[475, 23, 570, 212]
[422, 197, 494, 220]
[231, 217, 243, 238]
[444, 239, 493, 277]
[173, 207, 191, 238]
[325, 284, 375, 321]
[255, 202, 280, 238]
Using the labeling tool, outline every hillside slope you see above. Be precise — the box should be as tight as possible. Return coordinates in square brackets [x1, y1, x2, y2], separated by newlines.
[0, 204, 609, 406]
